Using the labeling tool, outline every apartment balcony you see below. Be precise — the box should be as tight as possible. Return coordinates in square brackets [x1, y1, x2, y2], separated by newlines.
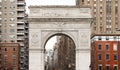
[17, 37, 24, 41]
[17, 1, 25, 5]
[17, 7, 25, 11]
[21, 48, 24, 52]
[24, 61, 28, 66]
[17, 31, 25, 35]
[25, 26, 28, 29]
[24, 30, 28, 33]
[106, 25, 112, 28]
[24, 20, 28, 23]
[20, 67, 24, 70]
[17, 20, 25, 24]
[20, 55, 24, 59]
[20, 43, 25, 46]
[17, 14, 25, 17]
[20, 64, 25, 69]
[17, 26, 24, 29]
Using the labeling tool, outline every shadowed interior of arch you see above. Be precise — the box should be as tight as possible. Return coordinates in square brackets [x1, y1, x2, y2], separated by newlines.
[44, 34, 76, 70]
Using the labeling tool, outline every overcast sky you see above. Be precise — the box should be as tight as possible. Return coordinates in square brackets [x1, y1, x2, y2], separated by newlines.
[25, 0, 75, 49]
[26, 0, 75, 6]
[25, 0, 76, 14]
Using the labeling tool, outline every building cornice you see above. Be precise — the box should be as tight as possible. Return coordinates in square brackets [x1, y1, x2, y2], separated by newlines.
[28, 18, 91, 22]
[91, 34, 120, 39]
[28, 5, 90, 8]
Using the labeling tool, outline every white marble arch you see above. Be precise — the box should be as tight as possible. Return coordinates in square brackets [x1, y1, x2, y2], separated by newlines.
[29, 6, 91, 70]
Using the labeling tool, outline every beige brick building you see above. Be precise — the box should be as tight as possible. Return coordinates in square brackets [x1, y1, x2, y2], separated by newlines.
[0, 0, 28, 70]
[81, 0, 120, 35]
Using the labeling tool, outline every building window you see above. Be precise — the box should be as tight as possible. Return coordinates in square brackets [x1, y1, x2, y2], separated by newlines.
[113, 43, 117, 51]
[4, 18, 7, 21]
[10, 18, 15, 21]
[106, 54, 110, 61]
[10, 5, 15, 9]
[98, 44, 102, 50]
[106, 65, 110, 70]
[106, 36, 109, 40]
[94, 27, 96, 30]
[98, 64, 102, 70]
[106, 44, 110, 50]
[114, 54, 118, 60]
[98, 37, 101, 40]
[4, 60, 7, 65]
[114, 65, 118, 70]
[12, 54, 16, 59]
[13, 48, 16, 51]
[94, 4, 96, 6]
[10, 29, 15, 32]
[98, 54, 102, 60]
[13, 59, 16, 65]
[9, 35, 15, 39]
[114, 36, 117, 40]
[9, 24, 15, 27]
[10, 11, 15, 15]
[82, 0, 84, 2]
[4, 6, 7, 9]
[100, 27, 102, 32]
[5, 48, 7, 51]
[4, 54, 7, 58]
[12, 67, 16, 70]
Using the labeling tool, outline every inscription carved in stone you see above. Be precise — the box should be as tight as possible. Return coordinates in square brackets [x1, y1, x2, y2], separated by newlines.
[53, 22, 65, 27]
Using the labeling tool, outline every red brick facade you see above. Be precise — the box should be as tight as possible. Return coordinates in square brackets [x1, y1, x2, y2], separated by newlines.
[91, 35, 120, 70]
[0, 43, 20, 70]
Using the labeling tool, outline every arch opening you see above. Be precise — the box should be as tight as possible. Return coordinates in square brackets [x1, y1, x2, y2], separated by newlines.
[44, 34, 76, 70]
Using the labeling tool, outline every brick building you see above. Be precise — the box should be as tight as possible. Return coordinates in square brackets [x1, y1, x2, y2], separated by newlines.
[53, 35, 75, 70]
[91, 35, 120, 70]
[0, 43, 20, 70]
[80, 0, 120, 70]
[80, 0, 120, 34]
[0, 0, 29, 69]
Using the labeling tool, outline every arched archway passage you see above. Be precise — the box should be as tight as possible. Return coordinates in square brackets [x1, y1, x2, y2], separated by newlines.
[44, 34, 76, 70]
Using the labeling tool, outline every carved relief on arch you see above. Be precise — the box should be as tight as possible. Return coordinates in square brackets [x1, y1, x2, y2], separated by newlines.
[80, 31, 89, 44]
[31, 32, 40, 47]
[53, 22, 66, 28]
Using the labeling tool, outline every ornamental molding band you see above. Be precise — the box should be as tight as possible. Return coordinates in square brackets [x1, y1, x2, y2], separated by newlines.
[29, 6, 91, 70]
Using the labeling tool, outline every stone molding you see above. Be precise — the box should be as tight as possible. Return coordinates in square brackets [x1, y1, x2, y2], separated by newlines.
[28, 18, 91, 22]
